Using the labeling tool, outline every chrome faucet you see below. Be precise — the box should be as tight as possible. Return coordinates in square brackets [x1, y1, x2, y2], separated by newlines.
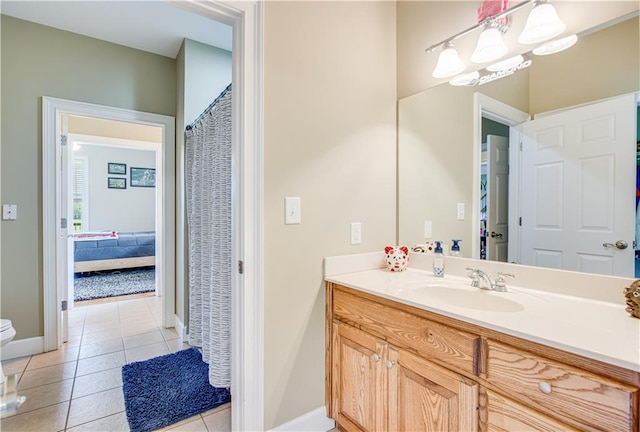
[466, 268, 514, 292]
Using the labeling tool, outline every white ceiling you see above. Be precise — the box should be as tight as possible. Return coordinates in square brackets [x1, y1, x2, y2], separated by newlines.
[0, 1, 232, 58]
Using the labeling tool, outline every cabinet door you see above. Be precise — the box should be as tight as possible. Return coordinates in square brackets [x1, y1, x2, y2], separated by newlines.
[332, 322, 387, 432]
[388, 347, 478, 432]
[485, 389, 579, 432]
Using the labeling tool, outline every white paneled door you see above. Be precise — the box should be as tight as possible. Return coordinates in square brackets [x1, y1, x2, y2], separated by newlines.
[486, 135, 509, 262]
[520, 94, 636, 277]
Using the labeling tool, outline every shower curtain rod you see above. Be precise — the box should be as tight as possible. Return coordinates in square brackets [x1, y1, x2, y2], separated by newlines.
[186, 83, 232, 131]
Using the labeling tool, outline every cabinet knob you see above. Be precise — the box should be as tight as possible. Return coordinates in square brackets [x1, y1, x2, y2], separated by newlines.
[538, 381, 552, 394]
[371, 354, 381, 362]
[385, 360, 395, 369]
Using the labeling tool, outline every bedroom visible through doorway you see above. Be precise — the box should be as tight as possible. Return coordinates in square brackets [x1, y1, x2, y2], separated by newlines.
[66, 116, 161, 307]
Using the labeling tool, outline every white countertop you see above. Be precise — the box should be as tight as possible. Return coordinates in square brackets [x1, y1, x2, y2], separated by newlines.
[326, 267, 640, 372]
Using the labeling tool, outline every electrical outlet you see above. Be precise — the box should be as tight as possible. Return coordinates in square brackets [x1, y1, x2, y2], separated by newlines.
[350, 222, 362, 245]
[2, 204, 17, 220]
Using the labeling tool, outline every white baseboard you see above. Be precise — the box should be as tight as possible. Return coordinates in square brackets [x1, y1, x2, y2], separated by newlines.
[269, 407, 335, 432]
[174, 314, 187, 341]
[1, 337, 45, 361]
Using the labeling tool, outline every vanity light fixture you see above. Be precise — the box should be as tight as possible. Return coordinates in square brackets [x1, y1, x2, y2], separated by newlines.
[532, 34, 578, 55]
[432, 42, 466, 78]
[471, 24, 509, 64]
[426, 0, 568, 80]
[449, 70, 480, 86]
[518, 0, 566, 44]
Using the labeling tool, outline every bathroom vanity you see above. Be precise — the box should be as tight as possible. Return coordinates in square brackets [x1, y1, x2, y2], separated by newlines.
[324, 255, 640, 432]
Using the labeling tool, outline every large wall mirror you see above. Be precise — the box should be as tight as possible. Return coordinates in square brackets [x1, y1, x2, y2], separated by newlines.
[398, 9, 639, 278]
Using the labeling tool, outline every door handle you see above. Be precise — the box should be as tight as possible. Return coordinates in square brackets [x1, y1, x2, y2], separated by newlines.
[603, 240, 628, 250]
[490, 232, 503, 239]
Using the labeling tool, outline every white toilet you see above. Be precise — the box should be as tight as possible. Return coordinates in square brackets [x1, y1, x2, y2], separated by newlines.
[0, 319, 24, 416]
[0, 319, 16, 382]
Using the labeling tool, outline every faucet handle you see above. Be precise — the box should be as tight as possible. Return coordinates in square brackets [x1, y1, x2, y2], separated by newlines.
[494, 272, 514, 292]
[466, 268, 481, 287]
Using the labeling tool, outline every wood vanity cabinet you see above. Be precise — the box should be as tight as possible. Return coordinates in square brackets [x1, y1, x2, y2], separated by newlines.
[326, 283, 640, 432]
[331, 321, 478, 431]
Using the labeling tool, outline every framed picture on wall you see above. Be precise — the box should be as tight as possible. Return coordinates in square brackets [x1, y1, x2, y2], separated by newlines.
[130, 167, 156, 187]
[108, 177, 127, 189]
[108, 162, 126, 175]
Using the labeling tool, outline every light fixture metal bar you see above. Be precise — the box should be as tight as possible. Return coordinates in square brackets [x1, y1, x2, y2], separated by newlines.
[425, 0, 536, 53]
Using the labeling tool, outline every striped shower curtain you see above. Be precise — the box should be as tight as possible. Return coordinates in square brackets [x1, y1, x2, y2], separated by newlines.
[185, 84, 232, 388]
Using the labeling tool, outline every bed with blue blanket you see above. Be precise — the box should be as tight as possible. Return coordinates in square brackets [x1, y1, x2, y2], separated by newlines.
[74, 231, 156, 273]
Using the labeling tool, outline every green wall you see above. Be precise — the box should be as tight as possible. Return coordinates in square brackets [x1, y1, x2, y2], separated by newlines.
[0, 15, 177, 339]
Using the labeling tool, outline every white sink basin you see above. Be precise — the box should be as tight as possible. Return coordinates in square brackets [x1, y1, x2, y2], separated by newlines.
[403, 279, 532, 312]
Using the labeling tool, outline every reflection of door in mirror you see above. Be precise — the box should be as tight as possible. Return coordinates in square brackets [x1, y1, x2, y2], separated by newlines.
[483, 134, 509, 262]
[520, 93, 637, 277]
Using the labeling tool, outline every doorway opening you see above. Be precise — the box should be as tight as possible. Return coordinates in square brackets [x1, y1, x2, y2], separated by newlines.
[66, 117, 162, 307]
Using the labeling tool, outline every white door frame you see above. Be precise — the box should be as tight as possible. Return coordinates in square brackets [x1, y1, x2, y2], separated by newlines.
[44, 2, 264, 430]
[472, 93, 530, 260]
[179, 3, 264, 431]
[43, 99, 175, 339]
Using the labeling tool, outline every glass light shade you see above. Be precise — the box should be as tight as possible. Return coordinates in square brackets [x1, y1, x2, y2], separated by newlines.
[432, 45, 466, 78]
[486, 54, 524, 71]
[449, 71, 480, 86]
[518, 3, 566, 44]
[532, 34, 578, 55]
[471, 28, 508, 64]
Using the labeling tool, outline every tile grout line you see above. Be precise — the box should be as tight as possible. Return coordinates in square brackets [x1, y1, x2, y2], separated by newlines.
[64, 304, 87, 432]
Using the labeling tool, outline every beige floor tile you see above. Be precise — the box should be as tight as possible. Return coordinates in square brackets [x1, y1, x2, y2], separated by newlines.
[161, 327, 180, 341]
[65, 336, 82, 349]
[76, 351, 125, 377]
[66, 411, 130, 432]
[125, 341, 170, 363]
[200, 402, 231, 417]
[80, 328, 122, 346]
[166, 338, 190, 353]
[72, 367, 123, 399]
[18, 362, 77, 390]
[26, 346, 79, 370]
[9, 379, 73, 415]
[1, 356, 31, 376]
[164, 416, 209, 431]
[202, 406, 231, 432]
[120, 321, 159, 337]
[67, 387, 125, 428]
[78, 338, 124, 360]
[123, 330, 164, 349]
[68, 327, 84, 339]
[0, 401, 69, 431]
[82, 320, 121, 334]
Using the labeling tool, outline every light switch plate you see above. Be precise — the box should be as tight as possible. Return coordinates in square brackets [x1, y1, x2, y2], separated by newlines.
[424, 221, 432, 238]
[350, 222, 362, 245]
[457, 203, 465, 220]
[2, 204, 17, 220]
[285, 197, 301, 224]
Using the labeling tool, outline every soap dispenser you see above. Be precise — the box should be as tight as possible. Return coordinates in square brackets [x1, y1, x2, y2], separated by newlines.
[450, 239, 462, 257]
[433, 241, 445, 277]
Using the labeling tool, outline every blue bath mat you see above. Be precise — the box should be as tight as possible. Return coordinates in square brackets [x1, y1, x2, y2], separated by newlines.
[122, 347, 230, 432]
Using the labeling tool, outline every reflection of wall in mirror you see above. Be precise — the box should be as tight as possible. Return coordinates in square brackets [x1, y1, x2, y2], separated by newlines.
[398, 16, 639, 255]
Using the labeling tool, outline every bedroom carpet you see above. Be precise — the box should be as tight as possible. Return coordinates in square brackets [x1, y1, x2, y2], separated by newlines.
[122, 347, 231, 432]
[74, 268, 155, 301]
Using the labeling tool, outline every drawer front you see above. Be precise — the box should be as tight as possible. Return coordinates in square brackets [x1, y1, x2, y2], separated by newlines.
[485, 389, 579, 432]
[333, 287, 479, 375]
[487, 340, 639, 431]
